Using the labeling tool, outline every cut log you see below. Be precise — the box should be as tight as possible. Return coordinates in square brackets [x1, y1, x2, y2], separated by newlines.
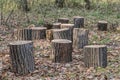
[58, 18, 69, 23]
[98, 21, 108, 31]
[73, 16, 84, 28]
[73, 28, 89, 49]
[51, 39, 72, 63]
[84, 45, 107, 68]
[60, 24, 74, 41]
[52, 23, 61, 29]
[31, 27, 47, 40]
[46, 29, 55, 41]
[53, 28, 71, 40]
[9, 41, 35, 75]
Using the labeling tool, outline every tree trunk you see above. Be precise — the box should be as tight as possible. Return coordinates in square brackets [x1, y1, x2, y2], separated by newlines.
[73, 28, 89, 49]
[73, 16, 84, 28]
[84, 0, 91, 9]
[31, 27, 47, 40]
[60, 24, 74, 41]
[52, 23, 61, 29]
[9, 41, 35, 75]
[51, 39, 72, 63]
[58, 18, 69, 23]
[84, 45, 107, 68]
[98, 21, 108, 31]
[55, 0, 65, 8]
[53, 28, 71, 40]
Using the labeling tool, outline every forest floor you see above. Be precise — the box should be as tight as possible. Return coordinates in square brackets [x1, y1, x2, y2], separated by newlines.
[0, 24, 120, 80]
[0, 1, 120, 79]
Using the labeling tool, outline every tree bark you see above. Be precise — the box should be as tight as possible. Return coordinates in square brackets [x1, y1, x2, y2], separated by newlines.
[73, 28, 89, 49]
[31, 27, 47, 40]
[58, 18, 69, 23]
[9, 41, 35, 75]
[98, 21, 108, 31]
[84, 45, 107, 68]
[60, 24, 74, 41]
[53, 28, 71, 40]
[51, 39, 72, 63]
[73, 16, 84, 28]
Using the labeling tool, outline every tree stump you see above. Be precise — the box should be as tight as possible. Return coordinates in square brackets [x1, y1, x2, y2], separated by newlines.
[46, 29, 54, 41]
[58, 18, 69, 23]
[98, 21, 108, 31]
[53, 28, 71, 40]
[84, 45, 107, 68]
[73, 16, 84, 28]
[52, 23, 61, 29]
[31, 27, 47, 40]
[60, 24, 74, 41]
[73, 28, 89, 49]
[9, 41, 35, 75]
[15, 28, 32, 40]
[51, 39, 72, 63]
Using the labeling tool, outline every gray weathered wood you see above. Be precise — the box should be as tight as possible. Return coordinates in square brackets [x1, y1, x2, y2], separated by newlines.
[60, 24, 74, 41]
[73, 16, 84, 28]
[9, 41, 35, 75]
[58, 18, 69, 23]
[51, 39, 72, 63]
[53, 28, 71, 40]
[73, 28, 89, 49]
[98, 21, 108, 31]
[84, 45, 107, 68]
[31, 27, 47, 40]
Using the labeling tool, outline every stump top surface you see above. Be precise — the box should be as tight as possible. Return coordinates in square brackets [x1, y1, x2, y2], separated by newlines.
[9, 41, 32, 45]
[31, 27, 47, 30]
[53, 23, 61, 25]
[73, 16, 84, 19]
[52, 39, 72, 43]
[53, 28, 69, 32]
[98, 21, 108, 23]
[61, 24, 74, 27]
[84, 45, 107, 48]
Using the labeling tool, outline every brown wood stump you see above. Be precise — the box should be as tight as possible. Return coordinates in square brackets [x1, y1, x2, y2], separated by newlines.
[60, 24, 74, 41]
[46, 29, 56, 41]
[84, 45, 107, 68]
[73, 28, 89, 49]
[52, 23, 61, 29]
[58, 18, 69, 23]
[15, 28, 32, 40]
[51, 39, 72, 63]
[31, 27, 47, 40]
[9, 41, 35, 75]
[53, 28, 71, 40]
[98, 21, 108, 31]
[73, 16, 84, 28]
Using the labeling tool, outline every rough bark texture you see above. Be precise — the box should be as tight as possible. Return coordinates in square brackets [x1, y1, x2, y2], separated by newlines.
[98, 21, 108, 31]
[58, 18, 69, 23]
[52, 23, 61, 29]
[73, 28, 89, 49]
[15, 28, 32, 40]
[60, 24, 74, 41]
[74, 16, 84, 28]
[51, 39, 72, 63]
[84, 45, 107, 68]
[9, 41, 35, 75]
[53, 28, 71, 40]
[31, 27, 47, 40]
